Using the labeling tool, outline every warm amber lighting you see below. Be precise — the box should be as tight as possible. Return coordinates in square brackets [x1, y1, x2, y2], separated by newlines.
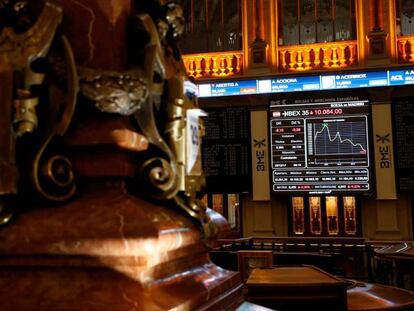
[242, 0, 249, 69]
[227, 193, 239, 230]
[326, 196, 339, 235]
[212, 193, 223, 215]
[309, 197, 322, 235]
[182, 51, 244, 79]
[343, 196, 357, 235]
[397, 35, 414, 63]
[292, 197, 304, 235]
[278, 41, 358, 72]
[355, 0, 366, 64]
[388, 0, 397, 61]
[326, 196, 338, 217]
[269, 0, 278, 68]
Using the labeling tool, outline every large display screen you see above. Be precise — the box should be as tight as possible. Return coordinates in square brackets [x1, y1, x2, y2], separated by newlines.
[393, 97, 414, 190]
[269, 96, 371, 194]
[202, 107, 251, 193]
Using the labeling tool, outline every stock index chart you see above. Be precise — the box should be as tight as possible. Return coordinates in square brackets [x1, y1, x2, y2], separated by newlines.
[269, 98, 370, 194]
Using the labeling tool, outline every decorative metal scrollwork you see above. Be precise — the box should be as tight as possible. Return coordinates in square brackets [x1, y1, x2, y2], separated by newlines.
[137, 157, 178, 200]
[0, 1, 79, 223]
[34, 154, 76, 202]
[31, 34, 78, 202]
[131, 3, 209, 226]
[0, 197, 14, 225]
[131, 12, 181, 200]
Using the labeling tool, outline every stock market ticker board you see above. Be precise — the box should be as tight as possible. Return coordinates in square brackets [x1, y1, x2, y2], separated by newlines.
[269, 96, 371, 194]
[202, 107, 252, 193]
[393, 98, 414, 190]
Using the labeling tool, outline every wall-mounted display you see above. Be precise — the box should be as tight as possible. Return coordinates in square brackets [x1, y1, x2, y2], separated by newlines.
[343, 196, 357, 235]
[309, 196, 322, 235]
[202, 107, 251, 193]
[292, 197, 305, 235]
[393, 97, 414, 190]
[269, 96, 371, 194]
[326, 196, 339, 235]
[212, 193, 224, 215]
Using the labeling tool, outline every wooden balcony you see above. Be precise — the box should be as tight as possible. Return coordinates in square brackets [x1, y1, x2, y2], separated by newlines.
[278, 40, 358, 72]
[182, 51, 243, 79]
[397, 35, 414, 63]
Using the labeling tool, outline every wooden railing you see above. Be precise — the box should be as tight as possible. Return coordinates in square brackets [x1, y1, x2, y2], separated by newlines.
[182, 51, 243, 79]
[397, 35, 414, 63]
[214, 236, 368, 280]
[278, 40, 358, 72]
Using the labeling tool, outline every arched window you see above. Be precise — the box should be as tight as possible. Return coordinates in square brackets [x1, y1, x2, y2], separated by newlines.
[278, 0, 356, 45]
[178, 0, 242, 54]
[396, 0, 414, 35]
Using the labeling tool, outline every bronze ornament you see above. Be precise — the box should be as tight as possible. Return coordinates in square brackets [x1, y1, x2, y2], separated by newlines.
[0, 2, 79, 223]
[79, 67, 148, 116]
[31, 34, 78, 202]
[0, 0, 220, 243]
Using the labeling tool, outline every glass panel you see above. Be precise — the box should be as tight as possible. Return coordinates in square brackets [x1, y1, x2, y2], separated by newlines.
[178, 0, 208, 53]
[316, 0, 333, 42]
[178, 0, 242, 53]
[194, 0, 207, 33]
[208, 0, 223, 51]
[180, 0, 192, 34]
[280, 0, 355, 45]
[300, 0, 316, 44]
[212, 193, 223, 215]
[334, 0, 353, 40]
[223, 0, 242, 50]
[343, 196, 357, 235]
[400, 0, 414, 35]
[326, 196, 339, 235]
[281, 1, 299, 45]
[309, 196, 322, 234]
[292, 197, 305, 234]
[227, 193, 239, 230]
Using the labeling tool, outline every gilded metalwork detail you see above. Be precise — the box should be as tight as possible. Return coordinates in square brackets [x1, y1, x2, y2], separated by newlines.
[0, 2, 62, 73]
[31, 35, 78, 202]
[79, 68, 148, 116]
[0, 2, 65, 224]
[132, 13, 180, 200]
[137, 157, 178, 200]
[35, 155, 76, 201]
[0, 199, 13, 225]
[13, 90, 38, 136]
[0, 2, 78, 221]
[133, 4, 209, 229]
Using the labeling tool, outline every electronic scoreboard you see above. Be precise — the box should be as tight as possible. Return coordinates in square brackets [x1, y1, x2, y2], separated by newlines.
[269, 97, 371, 194]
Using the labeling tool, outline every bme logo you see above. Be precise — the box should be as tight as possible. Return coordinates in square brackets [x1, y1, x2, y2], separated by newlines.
[253, 138, 266, 148]
[254, 138, 266, 172]
[376, 133, 391, 169]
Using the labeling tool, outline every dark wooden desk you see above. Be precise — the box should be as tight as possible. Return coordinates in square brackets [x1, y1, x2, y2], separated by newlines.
[245, 265, 348, 311]
[373, 242, 414, 289]
[347, 282, 414, 310]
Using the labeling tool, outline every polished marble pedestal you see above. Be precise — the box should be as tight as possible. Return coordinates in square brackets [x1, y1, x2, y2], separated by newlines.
[0, 182, 246, 310]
